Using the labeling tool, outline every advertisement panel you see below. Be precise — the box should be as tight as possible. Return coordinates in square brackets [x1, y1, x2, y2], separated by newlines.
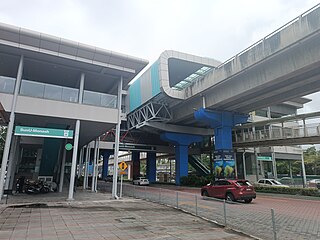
[214, 150, 235, 179]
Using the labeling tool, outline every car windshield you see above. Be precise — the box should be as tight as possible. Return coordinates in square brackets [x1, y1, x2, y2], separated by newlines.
[236, 181, 252, 186]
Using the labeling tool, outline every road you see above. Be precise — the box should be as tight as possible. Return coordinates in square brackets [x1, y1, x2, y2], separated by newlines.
[99, 181, 320, 240]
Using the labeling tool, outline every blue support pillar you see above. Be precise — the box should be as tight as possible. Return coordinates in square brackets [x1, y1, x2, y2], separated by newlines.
[102, 150, 113, 179]
[161, 132, 202, 185]
[132, 151, 140, 180]
[194, 108, 248, 179]
[146, 152, 156, 183]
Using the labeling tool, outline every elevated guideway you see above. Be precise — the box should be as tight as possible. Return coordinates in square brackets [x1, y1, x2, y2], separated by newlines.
[128, 4, 320, 130]
[233, 111, 320, 148]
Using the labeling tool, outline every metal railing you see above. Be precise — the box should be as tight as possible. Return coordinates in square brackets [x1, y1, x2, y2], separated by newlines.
[234, 124, 320, 144]
[98, 182, 320, 240]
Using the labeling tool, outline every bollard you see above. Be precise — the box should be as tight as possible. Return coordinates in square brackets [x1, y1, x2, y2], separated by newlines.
[223, 199, 227, 227]
[271, 208, 277, 240]
[159, 188, 162, 203]
[195, 195, 198, 216]
[176, 192, 179, 208]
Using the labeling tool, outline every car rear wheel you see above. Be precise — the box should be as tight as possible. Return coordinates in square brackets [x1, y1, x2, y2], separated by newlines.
[225, 193, 235, 202]
[244, 199, 252, 203]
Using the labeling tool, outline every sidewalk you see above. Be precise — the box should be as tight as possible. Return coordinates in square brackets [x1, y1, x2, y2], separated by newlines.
[0, 190, 255, 240]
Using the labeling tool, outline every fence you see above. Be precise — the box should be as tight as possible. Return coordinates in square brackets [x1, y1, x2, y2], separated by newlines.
[98, 182, 320, 240]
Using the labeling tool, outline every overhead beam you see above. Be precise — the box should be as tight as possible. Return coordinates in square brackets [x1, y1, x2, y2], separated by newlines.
[143, 122, 213, 136]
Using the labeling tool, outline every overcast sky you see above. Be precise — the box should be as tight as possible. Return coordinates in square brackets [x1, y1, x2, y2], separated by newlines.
[1, 0, 320, 112]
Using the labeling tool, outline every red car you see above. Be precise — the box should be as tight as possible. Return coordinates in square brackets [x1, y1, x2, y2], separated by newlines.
[201, 179, 256, 203]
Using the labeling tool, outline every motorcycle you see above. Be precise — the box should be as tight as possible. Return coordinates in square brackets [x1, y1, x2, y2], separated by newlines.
[25, 180, 51, 194]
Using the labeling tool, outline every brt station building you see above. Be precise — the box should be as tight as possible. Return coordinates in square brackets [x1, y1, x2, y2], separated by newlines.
[0, 16, 316, 200]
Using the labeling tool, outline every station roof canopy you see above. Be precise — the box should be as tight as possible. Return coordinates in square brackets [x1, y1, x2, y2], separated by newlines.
[0, 22, 149, 92]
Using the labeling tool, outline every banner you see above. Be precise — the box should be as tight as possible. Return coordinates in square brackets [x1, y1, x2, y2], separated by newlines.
[214, 150, 235, 179]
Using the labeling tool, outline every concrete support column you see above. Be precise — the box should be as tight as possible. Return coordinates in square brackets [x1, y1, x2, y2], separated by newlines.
[94, 138, 100, 192]
[0, 55, 24, 200]
[78, 73, 85, 104]
[112, 76, 123, 199]
[78, 148, 84, 177]
[272, 149, 277, 179]
[67, 120, 80, 200]
[146, 152, 156, 183]
[128, 163, 132, 180]
[194, 108, 248, 180]
[92, 139, 98, 192]
[175, 145, 188, 185]
[161, 132, 202, 185]
[242, 151, 247, 180]
[83, 145, 89, 190]
[301, 153, 307, 188]
[254, 148, 259, 181]
[132, 151, 140, 180]
[59, 142, 67, 193]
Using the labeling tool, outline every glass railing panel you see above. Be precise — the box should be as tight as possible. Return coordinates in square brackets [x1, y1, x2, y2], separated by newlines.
[20, 80, 45, 98]
[0, 76, 15, 94]
[83, 90, 101, 106]
[101, 94, 117, 108]
[61, 87, 79, 103]
[83, 90, 117, 108]
[44, 84, 63, 101]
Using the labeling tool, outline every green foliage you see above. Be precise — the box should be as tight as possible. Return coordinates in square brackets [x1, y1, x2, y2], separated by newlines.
[254, 184, 320, 197]
[180, 175, 213, 187]
[303, 146, 320, 175]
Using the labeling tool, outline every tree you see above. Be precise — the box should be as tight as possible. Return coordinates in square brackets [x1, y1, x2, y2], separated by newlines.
[303, 146, 320, 175]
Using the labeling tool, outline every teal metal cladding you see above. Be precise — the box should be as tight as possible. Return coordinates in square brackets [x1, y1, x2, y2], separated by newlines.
[129, 78, 142, 111]
[129, 60, 161, 112]
[151, 61, 160, 96]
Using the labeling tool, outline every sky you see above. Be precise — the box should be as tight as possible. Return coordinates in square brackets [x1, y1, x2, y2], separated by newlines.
[1, 0, 320, 112]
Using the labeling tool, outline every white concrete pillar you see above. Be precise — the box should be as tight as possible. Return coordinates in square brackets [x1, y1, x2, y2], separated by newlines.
[272, 149, 277, 179]
[242, 151, 247, 180]
[91, 139, 97, 192]
[112, 76, 123, 199]
[59, 142, 67, 193]
[78, 148, 84, 177]
[78, 73, 85, 104]
[83, 145, 89, 190]
[94, 138, 100, 192]
[0, 55, 24, 200]
[301, 154, 307, 188]
[67, 120, 80, 200]
[86, 144, 91, 189]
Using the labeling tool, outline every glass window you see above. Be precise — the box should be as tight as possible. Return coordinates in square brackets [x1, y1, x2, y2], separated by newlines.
[0, 76, 15, 94]
[20, 80, 45, 98]
[44, 84, 63, 101]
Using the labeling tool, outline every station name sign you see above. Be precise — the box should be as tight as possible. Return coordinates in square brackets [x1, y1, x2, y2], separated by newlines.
[14, 126, 73, 139]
